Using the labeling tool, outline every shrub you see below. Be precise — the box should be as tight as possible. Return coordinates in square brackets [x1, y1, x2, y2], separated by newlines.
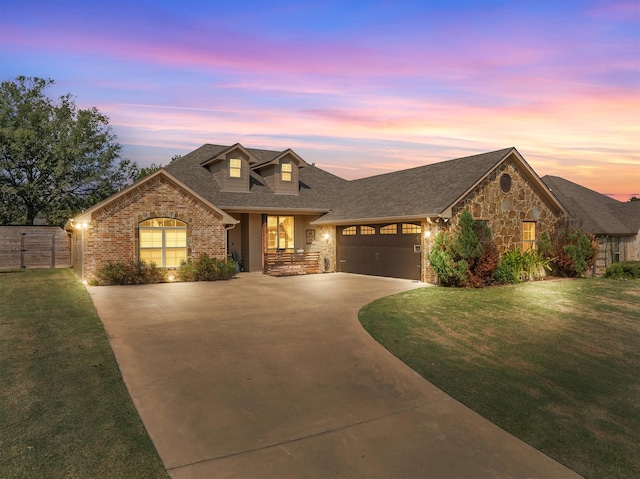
[91, 259, 165, 286]
[492, 249, 551, 284]
[548, 220, 599, 277]
[177, 254, 237, 282]
[604, 261, 640, 280]
[429, 210, 498, 287]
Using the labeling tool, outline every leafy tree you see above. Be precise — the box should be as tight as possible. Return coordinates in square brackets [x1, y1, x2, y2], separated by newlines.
[0, 76, 137, 225]
[630, 196, 639, 202]
[134, 154, 181, 181]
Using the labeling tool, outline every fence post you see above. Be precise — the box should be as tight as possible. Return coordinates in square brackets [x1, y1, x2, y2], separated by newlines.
[20, 232, 26, 268]
[51, 231, 56, 268]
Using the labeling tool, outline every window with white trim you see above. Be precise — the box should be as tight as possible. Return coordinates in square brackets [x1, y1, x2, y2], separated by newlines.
[229, 158, 242, 178]
[139, 218, 187, 267]
[281, 163, 292, 182]
[522, 221, 536, 252]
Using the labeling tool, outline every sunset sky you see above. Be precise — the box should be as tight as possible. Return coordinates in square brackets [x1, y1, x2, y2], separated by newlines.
[2, 0, 639, 200]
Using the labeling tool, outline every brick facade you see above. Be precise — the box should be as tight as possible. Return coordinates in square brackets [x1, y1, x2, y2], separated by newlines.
[72, 175, 227, 279]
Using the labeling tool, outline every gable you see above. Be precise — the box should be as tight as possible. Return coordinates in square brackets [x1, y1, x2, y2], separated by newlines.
[70, 169, 238, 225]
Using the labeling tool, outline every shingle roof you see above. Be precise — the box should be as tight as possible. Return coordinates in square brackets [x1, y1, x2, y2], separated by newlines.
[542, 175, 639, 235]
[313, 148, 516, 224]
[165, 144, 347, 212]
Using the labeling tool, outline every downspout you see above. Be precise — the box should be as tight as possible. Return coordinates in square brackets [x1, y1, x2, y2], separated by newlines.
[225, 223, 236, 260]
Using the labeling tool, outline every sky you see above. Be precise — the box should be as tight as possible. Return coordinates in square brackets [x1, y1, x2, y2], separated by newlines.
[1, 0, 639, 200]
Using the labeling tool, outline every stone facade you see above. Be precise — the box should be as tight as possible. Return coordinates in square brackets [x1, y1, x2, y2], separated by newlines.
[453, 159, 560, 252]
[420, 159, 562, 283]
[72, 175, 227, 279]
[317, 225, 336, 273]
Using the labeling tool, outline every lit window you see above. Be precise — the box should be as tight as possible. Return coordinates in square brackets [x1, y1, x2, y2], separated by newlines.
[267, 216, 294, 250]
[281, 163, 292, 182]
[380, 224, 397, 235]
[342, 226, 356, 235]
[229, 158, 242, 178]
[522, 221, 536, 252]
[402, 223, 422, 234]
[361, 226, 375, 235]
[140, 218, 187, 267]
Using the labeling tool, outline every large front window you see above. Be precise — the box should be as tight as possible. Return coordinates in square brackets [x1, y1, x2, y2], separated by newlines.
[267, 216, 294, 250]
[140, 218, 187, 267]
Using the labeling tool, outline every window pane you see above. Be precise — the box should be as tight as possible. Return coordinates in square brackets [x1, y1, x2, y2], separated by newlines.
[361, 226, 375, 235]
[342, 226, 356, 235]
[380, 224, 397, 234]
[279, 216, 295, 249]
[165, 248, 187, 268]
[140, 249, 162, 265]
[267, 216, 278, 249]
[140, 229, 163, 248]
[281, 163, 292, 172]
[402, 223, 421, 234]
[165, 230, 186, 247]
[230, 158, 242, 178]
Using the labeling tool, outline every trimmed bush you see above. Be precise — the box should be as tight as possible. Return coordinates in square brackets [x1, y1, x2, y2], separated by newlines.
[604, 261, 640, 280]
[177, 253, 237, 282]
[91, 259, 165, 285]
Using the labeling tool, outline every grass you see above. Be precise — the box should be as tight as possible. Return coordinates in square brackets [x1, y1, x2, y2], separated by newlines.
[359, 278, 640, 479]
[0, 269, 168, 479]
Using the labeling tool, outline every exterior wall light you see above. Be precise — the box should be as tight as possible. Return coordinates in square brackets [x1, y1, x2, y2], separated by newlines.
[424, 230, 431, 238]
[323, 232, 330, 240]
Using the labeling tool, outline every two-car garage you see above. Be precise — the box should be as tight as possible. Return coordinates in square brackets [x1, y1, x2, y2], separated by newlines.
[336, 222, 423, 281]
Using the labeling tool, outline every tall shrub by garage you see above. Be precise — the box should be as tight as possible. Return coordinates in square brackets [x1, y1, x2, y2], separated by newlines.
[429, 210, 498, 287]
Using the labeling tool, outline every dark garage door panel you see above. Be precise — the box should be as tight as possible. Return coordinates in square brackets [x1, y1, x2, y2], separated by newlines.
[338, 224, 421, 280]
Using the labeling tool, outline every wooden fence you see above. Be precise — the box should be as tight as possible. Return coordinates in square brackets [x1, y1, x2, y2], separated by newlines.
[0, 226, 71, 269]
[264, 251, 321, 276]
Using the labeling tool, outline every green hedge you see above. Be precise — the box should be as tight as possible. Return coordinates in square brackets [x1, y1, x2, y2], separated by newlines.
[177, 254, 237, 281]
[604, 261, 640, 280]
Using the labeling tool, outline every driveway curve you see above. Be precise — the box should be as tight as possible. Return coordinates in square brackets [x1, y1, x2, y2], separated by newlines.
[88, 272, 580, 478]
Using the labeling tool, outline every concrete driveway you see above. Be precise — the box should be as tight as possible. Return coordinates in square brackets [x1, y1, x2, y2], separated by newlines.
[88, 273, 580, 478]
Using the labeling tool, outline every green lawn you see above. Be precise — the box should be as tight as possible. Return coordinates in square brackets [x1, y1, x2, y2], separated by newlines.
[359, 278, 640, 479]
[0, 269, 168, 479]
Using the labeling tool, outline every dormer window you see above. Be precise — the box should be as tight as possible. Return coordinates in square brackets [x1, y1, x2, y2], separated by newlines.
[229, 158, 242, 178]
[281, 163, 292, 182]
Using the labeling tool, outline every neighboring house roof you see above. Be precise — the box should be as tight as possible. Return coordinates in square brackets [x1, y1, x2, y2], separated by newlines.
[542, 175, 639, 236]
[312, 147, 565, 225]
[165, 144, 348, 213]
[67, 169, 239, 227]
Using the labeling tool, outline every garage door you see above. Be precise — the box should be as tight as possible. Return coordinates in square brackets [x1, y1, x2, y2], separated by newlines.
[337, 223, 422, 280]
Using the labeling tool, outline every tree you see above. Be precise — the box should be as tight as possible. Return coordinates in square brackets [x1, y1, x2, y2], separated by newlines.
[134, 154, 182, 181]
[0, 76, 137, 225]
[630, 196, 639, 202]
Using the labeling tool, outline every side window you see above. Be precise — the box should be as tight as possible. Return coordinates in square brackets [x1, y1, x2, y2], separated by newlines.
[522, 221, 536, 252]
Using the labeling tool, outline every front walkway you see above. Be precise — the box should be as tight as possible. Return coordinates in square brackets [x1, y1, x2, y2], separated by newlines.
[88, 273, 580, 478]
